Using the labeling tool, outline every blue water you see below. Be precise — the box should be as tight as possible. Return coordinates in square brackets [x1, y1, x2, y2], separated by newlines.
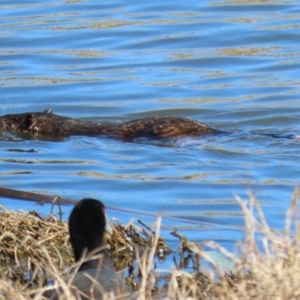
[1, 0, 300, 268]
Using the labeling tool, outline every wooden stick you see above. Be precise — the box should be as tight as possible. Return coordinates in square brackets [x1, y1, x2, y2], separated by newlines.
[0, 187, 229, 230]
[0, 187, 76, 205]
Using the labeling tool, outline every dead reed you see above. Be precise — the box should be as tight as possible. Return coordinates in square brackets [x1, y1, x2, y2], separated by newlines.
[0, 188, 299, 299]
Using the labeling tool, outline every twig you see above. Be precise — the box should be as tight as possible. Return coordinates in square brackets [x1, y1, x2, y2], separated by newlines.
[0, 187, 76, 206]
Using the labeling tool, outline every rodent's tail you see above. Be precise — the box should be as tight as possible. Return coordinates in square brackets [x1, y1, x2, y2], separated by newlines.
[252, 132, 297, 140]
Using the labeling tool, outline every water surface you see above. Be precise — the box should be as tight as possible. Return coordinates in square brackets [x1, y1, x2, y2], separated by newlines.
[1, 0, 300, 269]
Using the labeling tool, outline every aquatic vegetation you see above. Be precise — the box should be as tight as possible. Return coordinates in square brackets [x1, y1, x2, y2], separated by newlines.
[0, 189, 300, 299]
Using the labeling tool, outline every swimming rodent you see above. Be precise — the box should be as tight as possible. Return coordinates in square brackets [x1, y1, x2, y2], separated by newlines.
[46, 198, 133, 300]
[1, 109, 297, 142]
[0, 109, 219, 141]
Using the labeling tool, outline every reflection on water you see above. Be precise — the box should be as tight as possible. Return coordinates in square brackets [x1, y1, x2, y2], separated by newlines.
[0, 0, 300, 258]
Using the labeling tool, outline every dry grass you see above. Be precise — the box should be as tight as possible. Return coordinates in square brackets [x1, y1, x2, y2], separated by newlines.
[0, 189, 300, 299]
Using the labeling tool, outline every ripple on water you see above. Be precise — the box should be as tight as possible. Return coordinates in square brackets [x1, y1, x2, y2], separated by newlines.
[0, 0, 300, 264]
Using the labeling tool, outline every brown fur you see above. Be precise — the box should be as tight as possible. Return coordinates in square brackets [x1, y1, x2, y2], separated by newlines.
[0, 109, 218, 140]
